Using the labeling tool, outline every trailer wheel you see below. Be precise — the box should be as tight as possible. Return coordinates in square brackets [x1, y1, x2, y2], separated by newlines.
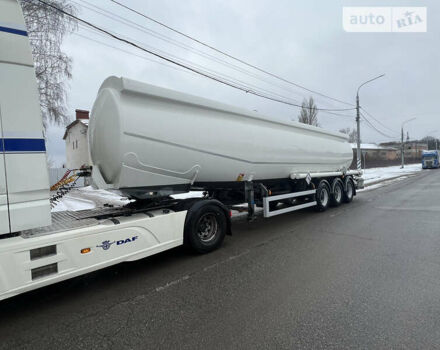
[315, 181, 330, 211]
[343, 178, 355, 203]
[330, 179, 344, 207]
[185, 204, 227, 253]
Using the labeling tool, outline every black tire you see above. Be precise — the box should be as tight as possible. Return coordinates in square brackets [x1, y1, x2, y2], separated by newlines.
[185, 204, 227, 253]
[315, 181, 330, 211]
[343, 178, 355, 203]
[330, 179, 344, 207]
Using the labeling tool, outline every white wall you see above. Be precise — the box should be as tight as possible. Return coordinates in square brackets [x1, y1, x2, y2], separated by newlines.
[65, 122, 90, 169]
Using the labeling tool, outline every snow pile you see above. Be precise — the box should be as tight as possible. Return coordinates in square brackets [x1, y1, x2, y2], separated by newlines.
[362, 163, 422, 187]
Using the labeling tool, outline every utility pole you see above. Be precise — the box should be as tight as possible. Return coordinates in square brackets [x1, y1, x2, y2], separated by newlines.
[401, 117, 417, 168]
[401, 126, 404, 168]
[356, 94, 361, 170]
[356, 74, 385, 172]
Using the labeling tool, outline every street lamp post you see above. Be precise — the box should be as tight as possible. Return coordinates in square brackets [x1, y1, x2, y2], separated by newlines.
[356, 74, 385, 171]
[401, 117, 416, 168]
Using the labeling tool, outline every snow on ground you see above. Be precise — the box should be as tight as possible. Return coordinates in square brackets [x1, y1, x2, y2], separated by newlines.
[51, 164, 424, 212]
[361, 163, 422, 188]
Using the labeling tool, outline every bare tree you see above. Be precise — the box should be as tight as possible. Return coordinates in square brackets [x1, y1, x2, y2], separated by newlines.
[20, 0, 77, 129]
[339, 127, 358, 143]
[298, 97, 319, 126]
[422, 136, 439, 150]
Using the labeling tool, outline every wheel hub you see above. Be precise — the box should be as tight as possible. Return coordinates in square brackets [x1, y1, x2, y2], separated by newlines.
[320, 189, 328, 206]
[197, 213, 218, 243]
[335, 186, 342, 202]
[347, 182, 353, 198]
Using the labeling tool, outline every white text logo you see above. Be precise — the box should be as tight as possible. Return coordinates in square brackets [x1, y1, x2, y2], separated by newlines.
[343, 7, 427, 33]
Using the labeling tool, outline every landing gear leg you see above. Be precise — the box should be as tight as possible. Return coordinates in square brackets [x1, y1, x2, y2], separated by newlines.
[245, 181, 255, 221]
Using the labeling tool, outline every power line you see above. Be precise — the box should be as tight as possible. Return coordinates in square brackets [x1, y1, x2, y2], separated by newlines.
[77, 25, 354, 121]
[322, 110, 354, 118]
[76, 24, 306, 106]
[74, 0, 312, 105]
[77, 32, 357, 125]
[37, 0, 357, 112]
[360, 106, 398, 135]
[76, 24, 307, 107]
[360, 112, 397, 139]
[109, 0, 355, 107]
[73, 32, 197, 77]
[77, 0, 357, 110]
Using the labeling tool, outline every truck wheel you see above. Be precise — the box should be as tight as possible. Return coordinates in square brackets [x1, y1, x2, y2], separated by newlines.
[343, 178, 354, 203]
[330, 179, 344, 207]
[185, 204, 227, 253]
[315, 181, 330, 211]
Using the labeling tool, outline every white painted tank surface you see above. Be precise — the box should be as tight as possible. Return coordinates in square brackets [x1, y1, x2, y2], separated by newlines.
[89, 76, 353, 199]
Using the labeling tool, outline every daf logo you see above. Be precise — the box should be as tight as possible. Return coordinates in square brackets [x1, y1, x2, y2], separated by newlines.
[96, 236, 139, 251]
[97, 240, 115, 250]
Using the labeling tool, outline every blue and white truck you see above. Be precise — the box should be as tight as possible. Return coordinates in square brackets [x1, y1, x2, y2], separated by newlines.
[422, 150, 439, 169]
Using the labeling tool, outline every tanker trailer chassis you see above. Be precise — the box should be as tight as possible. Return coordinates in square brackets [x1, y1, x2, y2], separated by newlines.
[217, 170, 363, 221]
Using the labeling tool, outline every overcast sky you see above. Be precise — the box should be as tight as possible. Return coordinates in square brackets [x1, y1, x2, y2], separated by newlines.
[46, 0, 439, 166]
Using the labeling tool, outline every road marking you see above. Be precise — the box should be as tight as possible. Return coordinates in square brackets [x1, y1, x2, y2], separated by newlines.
[155, 250, 250, 292]
[155, 275, 190, 292]
[322, 230, 375, 241]
[203, 249, 250, 272]
[329, 211, 343, 218]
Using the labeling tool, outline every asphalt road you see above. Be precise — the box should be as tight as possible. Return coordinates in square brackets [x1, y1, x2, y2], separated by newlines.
[1, 169, 440, 349]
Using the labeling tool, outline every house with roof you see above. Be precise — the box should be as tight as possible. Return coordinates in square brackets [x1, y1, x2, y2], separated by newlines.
[351, 143, 398, 161]
[349, 143, 398, 169]
[380, 141, 428, 159]
[63, 109, 90, 169]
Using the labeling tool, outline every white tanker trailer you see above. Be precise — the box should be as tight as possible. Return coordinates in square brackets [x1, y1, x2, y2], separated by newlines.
[89, 76, 355, 200]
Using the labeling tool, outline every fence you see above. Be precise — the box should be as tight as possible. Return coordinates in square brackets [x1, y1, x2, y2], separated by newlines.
[349, 156, 420, 169]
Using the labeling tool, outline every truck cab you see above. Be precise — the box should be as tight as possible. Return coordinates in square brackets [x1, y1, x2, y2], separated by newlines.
[0, 0, 51, 236]
[422, 150, 439, 169]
